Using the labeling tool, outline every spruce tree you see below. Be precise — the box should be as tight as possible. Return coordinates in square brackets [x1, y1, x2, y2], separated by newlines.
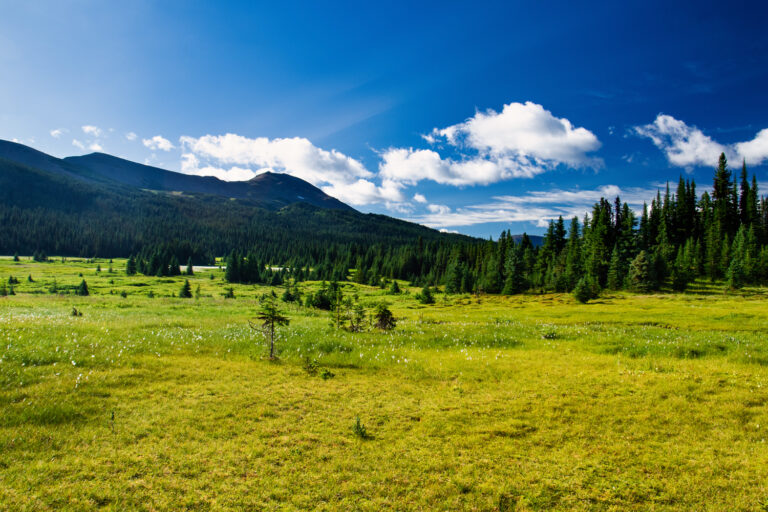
[126, 255, 137, 275]
[77, 279, 89, 296]
[179, 279, 192, 298]
[628, 251, 654, 292]
[250, 294, 290, 359]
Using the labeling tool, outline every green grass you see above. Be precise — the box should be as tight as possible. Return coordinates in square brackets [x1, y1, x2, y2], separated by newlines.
[2, 256, 768, 510]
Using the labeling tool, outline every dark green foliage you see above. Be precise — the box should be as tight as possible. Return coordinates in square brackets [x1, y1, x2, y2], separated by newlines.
[416, 285, 435, 304]
[353, 417, 370, 440]
[76, 279, 89, 296]
[628, 251, 655, 292]
[388, 280, 401, 294]
[186, 257, 194, 276]
[373, 303, 396, 330]
[179, 279, 192, 298]
[125, 255, 137, 275]
[12, 253, 19, 262]
[573, 275, 600, 303]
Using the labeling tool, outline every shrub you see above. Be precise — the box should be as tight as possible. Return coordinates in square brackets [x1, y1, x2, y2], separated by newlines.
[353, 417, 370, 439]
[573, 276, 599, 303]
[415, 285, 435, 304]
[373, 303, 396, 330]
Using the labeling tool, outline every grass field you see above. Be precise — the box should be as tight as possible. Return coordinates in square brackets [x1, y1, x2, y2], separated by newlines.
[2, 256, 768, 511]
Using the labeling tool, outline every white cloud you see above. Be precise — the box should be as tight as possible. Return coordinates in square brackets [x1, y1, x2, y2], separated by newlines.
[432, 101, 601, 166]
[734, 128, 768, 166]
[82, 125, 102, 137]
[427, 203, 451, 215]
[413, 193, 427, 203]
[408, 184, 657, 228]
[89, 142, 103, 152]
[380, 101, 601, 186]
[179, 133, 404, 206]
[143, 135, 174, 152]
[125, 132, 138, 141]
[635, 114, 768, 167]
[72, 139, 85, 150]
[50, 128, 65, 138]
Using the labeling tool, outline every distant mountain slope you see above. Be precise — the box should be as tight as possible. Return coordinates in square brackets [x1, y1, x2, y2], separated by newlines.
[64, 152, 352, 211]
[0, 140, 477, 258]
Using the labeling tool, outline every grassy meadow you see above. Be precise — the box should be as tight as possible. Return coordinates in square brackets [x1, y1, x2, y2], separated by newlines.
[1, 256, 768, 510]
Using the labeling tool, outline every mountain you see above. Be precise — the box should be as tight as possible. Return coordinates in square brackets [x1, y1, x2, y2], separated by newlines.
[0, 139, 351, 211]
[0, 140, 476, 260]
[63, 152, 353, 211]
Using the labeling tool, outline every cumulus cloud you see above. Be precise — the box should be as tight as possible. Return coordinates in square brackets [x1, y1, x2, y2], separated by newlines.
[143, 135, 174, 152]
[413, 193, 427, 203]
[734, 128, 768, 166]
[89, 142, 104, 152]
[125, 132, 138, 141]
[72, 139, 85, 150]
[50, 128, 65, 138]
[380, 101, 601, 186]
[82, 125, 102, 137]
[179, 133, 405, 206]
[635, 114, 768, 167]
[408, 184, 657, 228]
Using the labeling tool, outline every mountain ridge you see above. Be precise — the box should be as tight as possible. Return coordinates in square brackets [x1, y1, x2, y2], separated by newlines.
[0, 139, 479, 259]
[0, 139, 353, 211]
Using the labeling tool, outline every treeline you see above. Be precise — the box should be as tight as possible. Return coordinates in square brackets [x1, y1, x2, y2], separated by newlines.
[219, 153, 766, 293]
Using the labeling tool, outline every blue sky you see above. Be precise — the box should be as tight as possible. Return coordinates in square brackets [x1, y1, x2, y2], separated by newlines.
[2, 1, 768, 237]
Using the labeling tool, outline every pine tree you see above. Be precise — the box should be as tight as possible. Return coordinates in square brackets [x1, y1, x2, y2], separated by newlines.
[179, 279, 192, 298]
[186, 257, 194, 276]
[77, 279, 89, 296]
[628, 251, 654, 292]
[606, 245, 623, 290]
[573, 275, 599, 303]
[502, 246, 526, 295]
[126, 255, 137, 275]
[250, 294, 290, 359]
[416, 285, 435, 304]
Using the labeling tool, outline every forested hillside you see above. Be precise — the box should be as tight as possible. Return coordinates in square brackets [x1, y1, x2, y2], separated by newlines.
[0, 153, 474, 262]
[213, 154, 767, 291]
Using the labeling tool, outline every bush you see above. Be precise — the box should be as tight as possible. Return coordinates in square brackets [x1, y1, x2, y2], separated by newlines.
[373, 303, 396, 330]
[573, 276, 599, 303]
[415, 285, 435, 304]
[353, 417, 370, 439]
